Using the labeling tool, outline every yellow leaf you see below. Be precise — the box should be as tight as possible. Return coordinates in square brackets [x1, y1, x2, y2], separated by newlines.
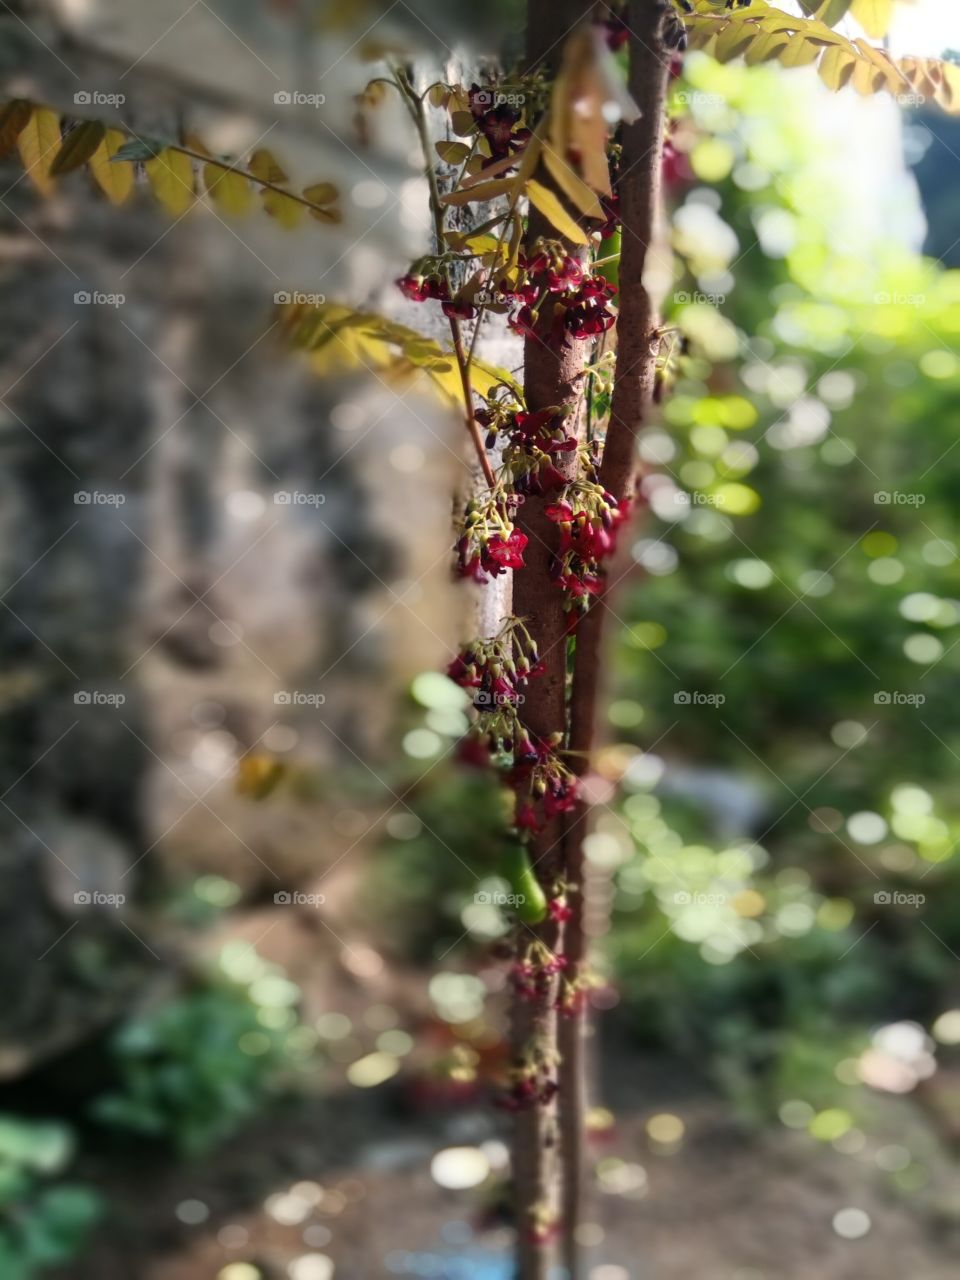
[818, 45, 858, 91]
[50, 120, 104, 175]
[526, 178, 590, 246]
[89, 129, 134, 205]
[777, 34, 820, 68]
[743, 31, 791, 64]
[16, 106, 60, 197]
[934, 60, 960, 112]
[850, 0, 893, 39]
[203, 161, 253, 216]
[543, 147, 603, 218]
[549, 30, 613, 196]
[0, 100, 32, 159]
[308, 204, 343, 224]
[440, 176, 517, 206]
[302, 181, 338, 205]
[853, 38, 908, 93]
[145, 148, 195, 216]
[249, 147, 287, 184]
[235, 753, 285, 800]
[715, 17, 760, 62]
[262, 189, 304, 228]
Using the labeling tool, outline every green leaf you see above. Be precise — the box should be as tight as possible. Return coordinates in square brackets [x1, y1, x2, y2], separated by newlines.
[113, 136, 165, 162]
[50, 121, 105, 175]
[435, 140, 470, 164]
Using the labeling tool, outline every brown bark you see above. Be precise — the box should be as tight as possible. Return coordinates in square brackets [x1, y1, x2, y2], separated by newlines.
[559, 4, 672, 1277]
[512, 4, 599, 1274]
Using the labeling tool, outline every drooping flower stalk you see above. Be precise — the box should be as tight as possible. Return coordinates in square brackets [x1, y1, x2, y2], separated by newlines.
[385, 5, 672, 1273]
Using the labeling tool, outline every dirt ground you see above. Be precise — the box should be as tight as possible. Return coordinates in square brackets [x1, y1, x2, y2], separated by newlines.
[41, 898, 960, 1280]
[53, 1045, 960, 1280]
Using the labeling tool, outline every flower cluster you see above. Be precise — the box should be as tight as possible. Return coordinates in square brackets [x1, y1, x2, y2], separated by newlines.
[499, 241, 618, 342]
[509, 733, 579, 832]
[396, 262, 477, 321]
[510, 940, 568, 1003]
[448, 621, 578, 832]
[476, 396, 577, 495]
[467, 83, 532, 170]
[454, 493, 526, 581]
[447, 617, 543, 714]
[555, 978, 589, 1018]
[546, 481, 631, 600]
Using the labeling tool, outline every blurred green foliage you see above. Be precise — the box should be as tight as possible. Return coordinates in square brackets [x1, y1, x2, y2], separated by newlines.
[0, 1117, 100, 1278]
[91, 942, 311, 1157]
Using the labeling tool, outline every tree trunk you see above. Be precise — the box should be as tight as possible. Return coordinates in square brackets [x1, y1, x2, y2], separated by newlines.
[560, 3, 672, 1276]
[512, 3, 598, 1272]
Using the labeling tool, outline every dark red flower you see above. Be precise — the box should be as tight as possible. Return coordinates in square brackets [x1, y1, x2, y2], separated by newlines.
[508, 305, 538, 338]
[485, 529, 527, 570]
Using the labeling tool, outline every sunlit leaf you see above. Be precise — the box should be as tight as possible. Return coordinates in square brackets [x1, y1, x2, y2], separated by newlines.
[543, 148, 603, 219]
[850, 0, 894, 38]
[145, 148, 195, 216]
[89, 129, 134, 205]
[17, 107, 61, 196]
[526, 178, 591, 245]
[441, 176, 517, 206]
[203, 161, 253, 216]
